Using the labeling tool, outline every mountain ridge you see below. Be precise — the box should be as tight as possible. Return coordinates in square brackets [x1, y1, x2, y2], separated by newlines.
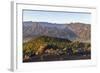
[23, 21, 91, 42]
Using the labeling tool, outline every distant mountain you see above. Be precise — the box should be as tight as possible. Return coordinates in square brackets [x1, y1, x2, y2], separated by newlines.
[23, 21, 91, 42]
[66, 23, 91, 42]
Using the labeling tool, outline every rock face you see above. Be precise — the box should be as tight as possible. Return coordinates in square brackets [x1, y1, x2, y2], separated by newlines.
[23, 21, 91, 42]
[66, 23, 91, 41]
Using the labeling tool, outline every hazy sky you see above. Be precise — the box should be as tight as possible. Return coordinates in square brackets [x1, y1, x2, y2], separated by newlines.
[23, 10, 91, 24]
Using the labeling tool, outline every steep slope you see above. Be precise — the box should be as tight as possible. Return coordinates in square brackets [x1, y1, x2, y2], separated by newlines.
[23, 21, 77, 41]
[23, 21, 91, 42]
[66, 23, 91, 41]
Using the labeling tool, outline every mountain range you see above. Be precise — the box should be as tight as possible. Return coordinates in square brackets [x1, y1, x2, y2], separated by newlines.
[23, 21, 91, 42]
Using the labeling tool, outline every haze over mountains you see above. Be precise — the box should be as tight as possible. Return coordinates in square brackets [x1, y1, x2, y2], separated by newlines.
[23, 21, 91, 42]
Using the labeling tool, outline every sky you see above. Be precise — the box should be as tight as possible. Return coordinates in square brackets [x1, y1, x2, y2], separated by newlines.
[23, 10, 91, 24]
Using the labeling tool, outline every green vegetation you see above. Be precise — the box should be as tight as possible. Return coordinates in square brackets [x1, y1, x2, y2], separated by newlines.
[23, 36, 91, 62]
